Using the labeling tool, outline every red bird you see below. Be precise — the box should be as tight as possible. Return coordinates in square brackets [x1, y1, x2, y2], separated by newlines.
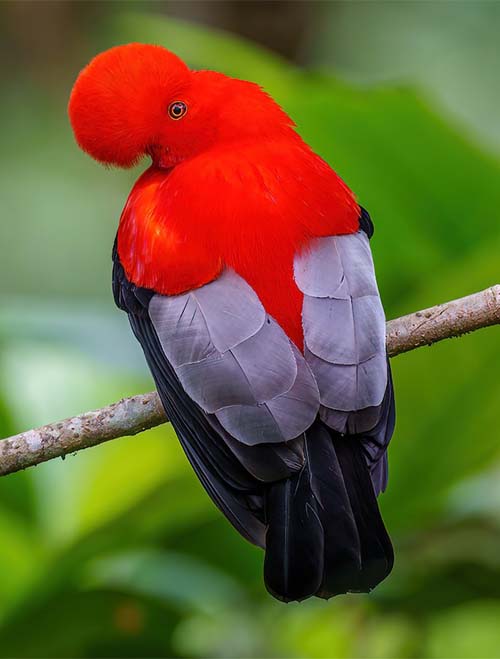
[69, 43, 395, 601]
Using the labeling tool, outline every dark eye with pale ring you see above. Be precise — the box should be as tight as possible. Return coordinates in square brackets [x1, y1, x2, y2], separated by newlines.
[168, 101, 187, 120]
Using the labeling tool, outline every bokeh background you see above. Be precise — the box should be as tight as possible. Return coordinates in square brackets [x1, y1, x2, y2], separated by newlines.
[1, 1, 500, 657]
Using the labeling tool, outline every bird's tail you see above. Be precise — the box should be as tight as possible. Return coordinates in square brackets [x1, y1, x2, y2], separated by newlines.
[264, 422, 393, 602]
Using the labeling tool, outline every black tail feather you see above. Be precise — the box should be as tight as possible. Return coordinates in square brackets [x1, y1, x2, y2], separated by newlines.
[333, 433, 394, 593]
[264, 422, 393, 601]
[306, 424, 363, 597]
[264, 460, 324, 602]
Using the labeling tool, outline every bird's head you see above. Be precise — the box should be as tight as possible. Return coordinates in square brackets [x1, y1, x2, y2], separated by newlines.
[68, 43, 295, 169]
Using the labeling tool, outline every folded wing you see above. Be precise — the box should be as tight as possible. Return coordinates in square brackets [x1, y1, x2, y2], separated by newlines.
[148, 269, 320, 446]
[294, 220, 395, 493]
[112, 247, 311, 549]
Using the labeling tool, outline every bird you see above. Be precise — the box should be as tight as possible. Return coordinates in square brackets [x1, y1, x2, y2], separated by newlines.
[68, 43, 395, 602]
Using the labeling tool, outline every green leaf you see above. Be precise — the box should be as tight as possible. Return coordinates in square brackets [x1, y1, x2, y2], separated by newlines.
[82, 548, 245, 615]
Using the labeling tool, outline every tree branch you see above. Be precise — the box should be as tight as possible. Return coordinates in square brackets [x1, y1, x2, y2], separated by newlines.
[1, 285, 499, 477]
[386, 284, 500, 357]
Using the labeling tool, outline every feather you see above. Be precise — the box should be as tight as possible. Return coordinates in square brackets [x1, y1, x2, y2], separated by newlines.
[294, 232, 380, 300]
[129, 313, 267, 547]
[307, 348, 387, 412]
[333, 435, 394, 590]
[149, 269, 319, 445]
[264, 453, 324, 602]
[294, 222, 395, 497]
[215, 343, 320, 445]
[295, 231, 388, 418]
[305, 423, 362, 597]
[302, 295, 385, 365]
[361, 364, 396, 495]
[264, 421, 394, 601]
[370, 454, 388, 499]
[149, 269, 267, 364]
[319, 360, 395, 495]
[295, 229, 393, 493]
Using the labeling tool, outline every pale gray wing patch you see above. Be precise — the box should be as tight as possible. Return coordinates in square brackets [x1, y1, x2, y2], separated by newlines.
[149, 269, 265, 366]
[191, 270, 267, 352]
[306, 349, 387, 412]
[149, 269, 320, 445]
[293, 236, 345, 298]
[294, 233, 379, 299]
[216, 344, 320, 446]
[302, 295, 385, 365]
[149, 293, 216, 367]
[295, 231, 388, 433]
[215, 404, 283, 446]
[230, 319, 297, 401]
[266, 344, 321, 434]
[175, 350, 258, 412]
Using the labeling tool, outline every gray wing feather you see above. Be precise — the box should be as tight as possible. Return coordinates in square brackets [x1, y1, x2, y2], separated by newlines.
[293, 236, 345, 298]
[191, 270, 267, 352]
[294, 233, 379, 299]
[215, 404, 283, 446]
[230, 320, 297, 401]
[217, 344, 320, 446]
[149, 269, 320, 445]
[148, 293, 216, 367]
[307, 349, 387, 412]
[176, 351, 259, 412]
[265, 345, 321, 437]
[302, 295, 385, 364]
[320, 403, 383, 435]
[149, 269, 265, 366]
[295, 231, 388, 432]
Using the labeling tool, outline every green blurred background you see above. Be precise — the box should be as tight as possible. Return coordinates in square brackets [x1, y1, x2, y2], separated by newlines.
[1, 1, 499, 657]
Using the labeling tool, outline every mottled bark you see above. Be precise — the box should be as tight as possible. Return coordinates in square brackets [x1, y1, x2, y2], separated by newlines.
[1, 285, 499, 477]
[0, 393, 166, 476]
[386, 285, 500, 356]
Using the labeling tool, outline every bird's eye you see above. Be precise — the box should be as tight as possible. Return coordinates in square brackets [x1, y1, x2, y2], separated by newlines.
[168, 101, 187, 120]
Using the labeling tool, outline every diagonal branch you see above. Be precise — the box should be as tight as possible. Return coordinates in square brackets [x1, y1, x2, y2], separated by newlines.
[1, 285, 499, 477]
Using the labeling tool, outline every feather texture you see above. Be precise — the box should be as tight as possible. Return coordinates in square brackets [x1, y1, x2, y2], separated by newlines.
[333, 435, 394, 589]
[149, 268, 320, 445]
[263, 421, 394, 601]
[264, 450, 325, 602]
[305, 423, 362, 597]
[295, 231, 387, 416]
[294, 226, 395, 494]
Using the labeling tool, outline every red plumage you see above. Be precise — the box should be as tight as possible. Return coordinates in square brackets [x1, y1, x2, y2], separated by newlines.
[69, 43, 359, 347]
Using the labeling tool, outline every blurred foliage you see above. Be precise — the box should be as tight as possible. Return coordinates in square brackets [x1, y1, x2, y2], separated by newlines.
[0, 4, 500, 658]
[309, 1, 500, 155]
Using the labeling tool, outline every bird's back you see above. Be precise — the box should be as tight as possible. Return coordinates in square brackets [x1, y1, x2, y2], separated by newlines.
[117, 138, 360, 347]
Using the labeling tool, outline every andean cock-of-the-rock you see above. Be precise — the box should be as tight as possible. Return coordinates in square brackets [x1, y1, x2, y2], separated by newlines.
[68, 43, 395, 602]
